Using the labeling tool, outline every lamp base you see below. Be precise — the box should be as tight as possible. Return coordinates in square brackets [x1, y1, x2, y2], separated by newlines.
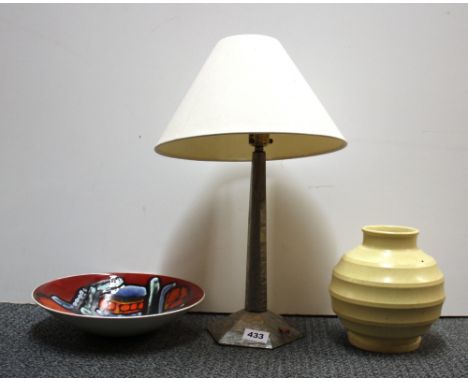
[207, 309, 303, 349]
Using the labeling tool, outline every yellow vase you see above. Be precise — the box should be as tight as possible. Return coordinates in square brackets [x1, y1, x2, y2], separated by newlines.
[329, 225, 445, 353]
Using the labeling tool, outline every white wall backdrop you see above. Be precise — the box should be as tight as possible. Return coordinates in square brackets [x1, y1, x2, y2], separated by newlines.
[1, 4, 467, 315]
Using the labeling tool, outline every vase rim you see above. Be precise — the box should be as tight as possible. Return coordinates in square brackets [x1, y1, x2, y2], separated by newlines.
[362, 225, 419, 237]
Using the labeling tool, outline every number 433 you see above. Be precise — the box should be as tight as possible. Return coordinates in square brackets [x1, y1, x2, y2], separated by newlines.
[242, 328, 270, 344]
[247, 331, 264, 339]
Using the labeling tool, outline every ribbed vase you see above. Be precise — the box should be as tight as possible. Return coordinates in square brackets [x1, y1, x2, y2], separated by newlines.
[330, 225, 445, 353]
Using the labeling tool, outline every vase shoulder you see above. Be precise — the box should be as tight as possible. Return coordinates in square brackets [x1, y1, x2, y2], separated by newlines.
[334, 245, 444, 287]
[344, 244, 437, 268]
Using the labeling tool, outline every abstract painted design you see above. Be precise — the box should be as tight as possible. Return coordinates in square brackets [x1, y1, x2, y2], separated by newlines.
[40, 275, 191, 317]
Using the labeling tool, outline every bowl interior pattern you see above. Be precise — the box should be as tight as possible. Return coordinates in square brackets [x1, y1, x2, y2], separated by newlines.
[33, 273, 204, 318]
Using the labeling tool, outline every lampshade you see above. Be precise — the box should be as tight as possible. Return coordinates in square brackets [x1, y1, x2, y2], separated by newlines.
[155, 34, 347, 161]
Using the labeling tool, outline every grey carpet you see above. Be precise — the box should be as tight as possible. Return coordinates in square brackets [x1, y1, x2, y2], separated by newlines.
[0, 303, 466, 378]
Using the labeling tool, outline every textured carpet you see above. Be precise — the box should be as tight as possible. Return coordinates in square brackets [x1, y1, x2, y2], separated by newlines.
[0, 303, 466, 378]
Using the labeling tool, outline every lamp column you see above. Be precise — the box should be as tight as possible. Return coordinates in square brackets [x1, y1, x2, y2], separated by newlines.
[207, 134, 303, 349]
[245, 134, 269, 313]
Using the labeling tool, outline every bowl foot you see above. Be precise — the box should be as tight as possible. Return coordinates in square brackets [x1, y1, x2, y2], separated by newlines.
[347, 331, 421, 353]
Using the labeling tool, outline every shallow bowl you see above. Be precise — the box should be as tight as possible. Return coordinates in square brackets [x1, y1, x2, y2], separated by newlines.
[33, 272, 205, 336]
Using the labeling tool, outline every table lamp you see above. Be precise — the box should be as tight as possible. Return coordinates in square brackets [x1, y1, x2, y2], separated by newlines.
[155, 34, 347, 349]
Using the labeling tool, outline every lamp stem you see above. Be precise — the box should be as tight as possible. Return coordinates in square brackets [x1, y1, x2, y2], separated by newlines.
[245, 138, 268, 312]
[207, 134, 303, 348]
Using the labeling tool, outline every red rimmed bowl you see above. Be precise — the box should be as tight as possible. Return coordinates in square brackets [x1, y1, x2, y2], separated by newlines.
[33, 273, 205, 336]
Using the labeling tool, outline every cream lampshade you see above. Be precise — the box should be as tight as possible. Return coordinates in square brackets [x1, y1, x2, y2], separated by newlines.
[155, 34, 346, 160]
[155, 34, 347, 349]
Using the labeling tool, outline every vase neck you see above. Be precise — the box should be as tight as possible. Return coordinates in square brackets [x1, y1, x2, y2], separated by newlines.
[362, 225, 419, 250]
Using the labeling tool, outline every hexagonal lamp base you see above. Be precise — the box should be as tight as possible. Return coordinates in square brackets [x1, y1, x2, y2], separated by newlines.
[208, 309, 303, 349]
